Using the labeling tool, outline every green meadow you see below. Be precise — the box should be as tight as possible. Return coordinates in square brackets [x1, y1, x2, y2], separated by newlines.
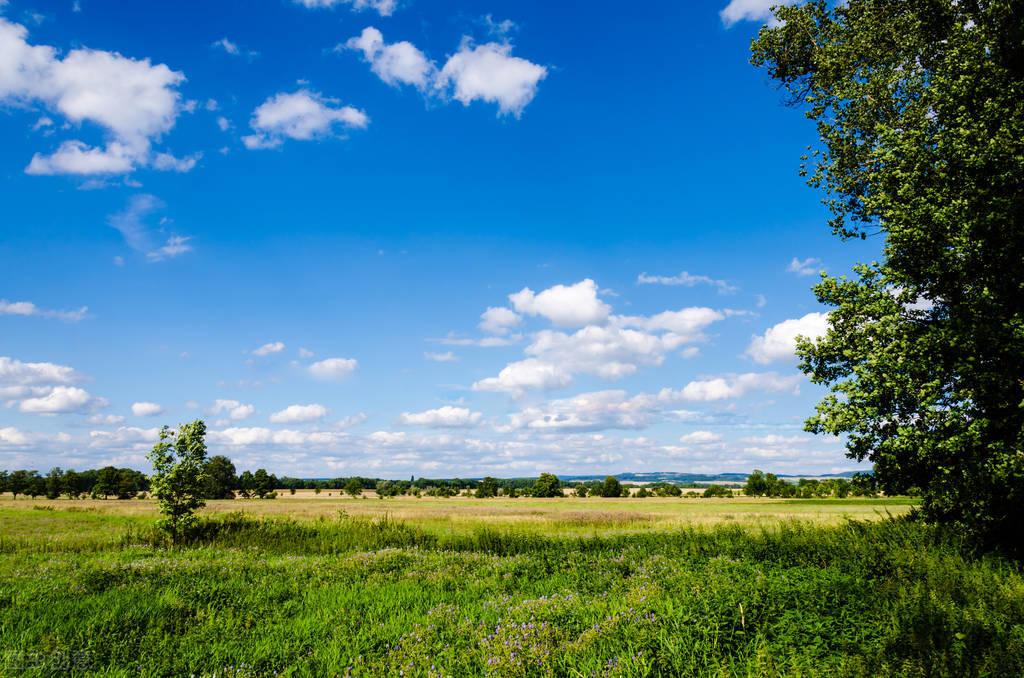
[2, 495, 1023, 676]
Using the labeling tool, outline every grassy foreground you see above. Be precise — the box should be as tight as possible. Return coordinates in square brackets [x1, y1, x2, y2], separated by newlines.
[1, 497, 1022, 676]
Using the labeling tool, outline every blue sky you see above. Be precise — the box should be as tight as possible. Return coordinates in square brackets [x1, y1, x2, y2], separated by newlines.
[0, 0, 880, 477]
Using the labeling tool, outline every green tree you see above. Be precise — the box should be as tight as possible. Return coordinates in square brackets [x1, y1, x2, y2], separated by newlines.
[702, 485, 733, 499]
[238, 470, 254, 498]
[62, 469, 80, 499]
[574, 484, 589, 497]
[597, 476, 622, 498]
[147, 420, 209, 544]
[253, 468, 274, 499]
[92, 466, 119, 499]
[8, 470, 36, 499]
[204, 455, 237, 499]
[531, 473, 563, 498]
[475, 477, 499, 498]
[45, 467, 64, 500]
[752, 0, 1024, 553]
[744, 470, 769, 497]
[344, 478, 363, 498]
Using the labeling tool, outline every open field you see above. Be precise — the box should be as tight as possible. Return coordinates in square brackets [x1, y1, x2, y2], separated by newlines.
[0, 492, 916, 539]
[2, 496, 1023, 676]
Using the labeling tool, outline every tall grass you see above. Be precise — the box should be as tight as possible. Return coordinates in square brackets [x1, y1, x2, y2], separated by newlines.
[1, 508, 1022, 676]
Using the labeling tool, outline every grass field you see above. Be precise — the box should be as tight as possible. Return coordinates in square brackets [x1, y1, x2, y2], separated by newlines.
[2, 494, 1022, 676]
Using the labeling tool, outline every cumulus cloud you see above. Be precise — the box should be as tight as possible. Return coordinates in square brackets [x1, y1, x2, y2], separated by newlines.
[510, 279, 610, 327]
[0, 356, 105, 414]
[211, 426, 349, 447]
[242, 90, 368, 150]
[0, 299, 87, 321]
[269, 403, 328, 424]
[344, 27, 435, 89]
[674, 372, 802, 401]
[679, 430, 722, 445]
[507, 390, 662, 432]
[106, 194, 193, 262]
[308, 357, 358, 380]
[19, 385, 104, 414]
[399, 406, 482, 428]
[88, 426, 160, 450]
[475, 280, 732, 394]
[251, 341, 285, 356]
[479, 306, 521, 335]
[787, 257, 823, 277]
[293, 0, 396, 17]
[637, 271, 738, 294]
[746, 312, 829, 364]
[0, 18, 192, 175]
[473, 358, 573, 395]
[211, 399, 255, 421]
[131, 401, 163, 417]
[720, 0, 797, 27]
[435, 38, 547, 117]
[341, 28, 546, 117]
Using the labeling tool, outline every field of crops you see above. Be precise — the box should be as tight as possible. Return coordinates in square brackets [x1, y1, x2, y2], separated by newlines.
[2, 495, 1022, 676]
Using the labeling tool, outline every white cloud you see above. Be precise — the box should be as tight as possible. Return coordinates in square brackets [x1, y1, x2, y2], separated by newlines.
[216, 116, 231, 131]
[308, 357, 358, 380]
[152, 151, 201, 173]
[479, 306, 521, 335]
[637, 271, 738, 294]
[147, 234, 193, 261]
[399, 406, 482, 428]
[435, 38, 547, 117]
[679, 430, 722, 445]
[787, 256, 823, 277]
[720, 0, 797, 27]
[212, 37, 240, 55]
[0, 357, 98, 413]
[269, 403, 328, 424]
[337, 412, 367, 428]
[212, 37, 258, 59]
[674, 372, 802, 401]
[477, 279, 732, 394]
[746, 312, 829, 364]
[88, 426, 160, 450]
[0, 18, 190, 175]
[251, 341, 285, 356]
[87, 413, 125, 425]
[242, 89, 368, 150]
[298, 347, 315, 359]
[344, 27, 435, 89]
[510, 279, 610, 327]
[0, 299, 87, 321]
[131, 401, 163, 417]
[424, 351, 458, 363]
[107, 194, 192, 262]
[293, 0, 396, 17]
[19, 385, 101, 414]
[473, 358, 572, 395]
[211, 426, 350, 447]
[211, 399, 255, 421]
[507, 390, 662, 432]
[615, 307, 724, 341]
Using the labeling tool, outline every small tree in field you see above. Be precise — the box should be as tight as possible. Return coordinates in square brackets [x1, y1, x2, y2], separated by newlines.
[344, 478, 363, 498]
[147, 420, 209, 545]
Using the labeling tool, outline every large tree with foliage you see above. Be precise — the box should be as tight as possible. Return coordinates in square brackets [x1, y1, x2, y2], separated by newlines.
[752, 0, 1024, 553]
[147, 420, 209, 544]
